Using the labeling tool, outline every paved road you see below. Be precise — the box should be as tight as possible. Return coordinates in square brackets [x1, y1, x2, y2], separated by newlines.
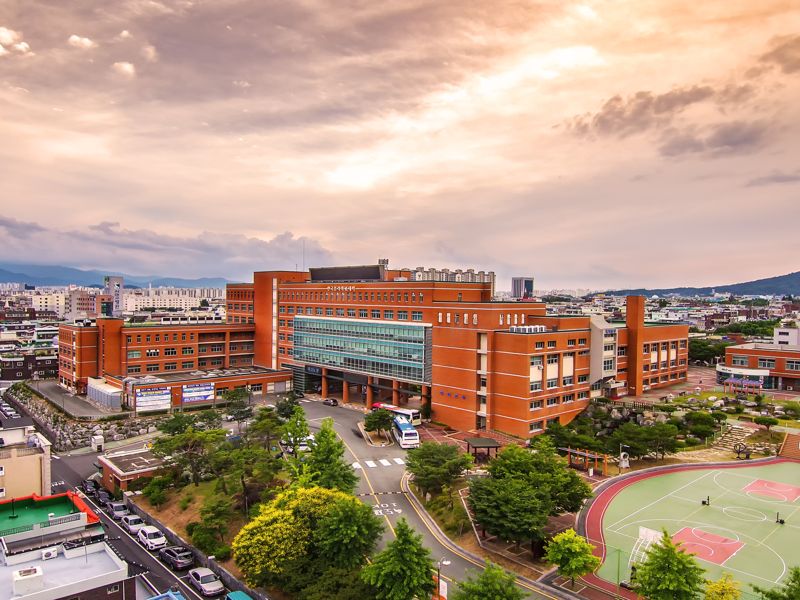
[54, 399, 555, 599]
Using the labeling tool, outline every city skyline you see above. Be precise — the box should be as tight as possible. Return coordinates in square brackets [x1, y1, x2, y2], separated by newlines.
[1, 0, 799, 288]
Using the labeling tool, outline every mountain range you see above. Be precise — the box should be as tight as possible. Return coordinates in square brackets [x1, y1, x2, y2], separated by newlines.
[0, 263, 231, 288]
[606, 271, 800, 297]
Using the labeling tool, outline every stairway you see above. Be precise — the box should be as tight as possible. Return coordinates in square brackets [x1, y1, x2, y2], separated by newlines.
[779, 433, 800, 461]
[713, 424, 753, 451]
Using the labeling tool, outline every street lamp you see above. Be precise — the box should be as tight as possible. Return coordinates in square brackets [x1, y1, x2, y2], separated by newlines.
[436, 557, 451, 599]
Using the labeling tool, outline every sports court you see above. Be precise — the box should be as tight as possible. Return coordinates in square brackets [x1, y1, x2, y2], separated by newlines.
[582, 458, 800, 597]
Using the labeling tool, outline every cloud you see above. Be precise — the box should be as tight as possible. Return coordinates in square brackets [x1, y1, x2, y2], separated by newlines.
[68, 34, 96, 49]
[232, 80, 251, 88]
[658, 121, 769, 157]
[112, 61, 136, 77]
[141, 44, 158, 62]
[745, 169, 800, 187]
[760, 34, 800, 74]
[118, 30, 132, 39]
[0, 27, 31, 55]
[0, 216, 47, 239]
[0, 27, 21, 46]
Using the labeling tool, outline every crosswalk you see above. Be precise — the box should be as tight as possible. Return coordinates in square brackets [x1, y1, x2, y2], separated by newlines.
[353, 457, 405, 470]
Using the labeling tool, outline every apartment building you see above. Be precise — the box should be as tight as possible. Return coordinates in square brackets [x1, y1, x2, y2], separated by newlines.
[228, 264, 688, 438]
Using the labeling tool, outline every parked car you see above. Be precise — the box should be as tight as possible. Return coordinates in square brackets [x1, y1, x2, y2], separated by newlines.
[188, 567, 225, 597]
[323, 397, 338, 406]
[159, 546, 195, 570]
[282, 434, 314, 454]
[107, 502, 129, 521]
[121, 514, 145, 535]
[81, 480, 98, 496]
[137, 525, 167, 550]
[96, 489, 112, 506]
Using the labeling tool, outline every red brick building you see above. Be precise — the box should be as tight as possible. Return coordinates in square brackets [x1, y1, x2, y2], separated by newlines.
[718, 343, 800, 391]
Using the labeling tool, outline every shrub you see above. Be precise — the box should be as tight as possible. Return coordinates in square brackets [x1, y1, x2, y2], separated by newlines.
[212, 545, 231, 561]
[179, 495, 193, 511]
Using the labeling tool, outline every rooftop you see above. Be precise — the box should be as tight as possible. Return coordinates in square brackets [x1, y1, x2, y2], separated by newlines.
[0, 542, 126, 600]
[729, 342, 800, 352]
[99, 448, 164, 475]
[0, 493, 99, 538]
[121, 365, 285, 385]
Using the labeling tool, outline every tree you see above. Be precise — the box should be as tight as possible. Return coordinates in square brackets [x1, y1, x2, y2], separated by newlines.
[468, 476, 550, 551]
[315, 496, 383, 569]
[301, 567, 377, 600]
[304, 418, 359, 493]
[152, 429, 226, 486]
[228, 398, 254, 432]
[283, 405, 310, 456]
[607, 422, 649, 458]
[360, 518, 436, 600]
[644, 423, 679, 459]
[752, 567, 800, 600]
[689, 339, 733, 363]
[451, 561, 524, 600]
[228, 445, 279, 511]
[197, 409, 222, 430]
[199, 495, 234, 542]
[705, 573, 740, 600]
[754, 416, 779, 432]
[406, 442, 473, 498]
[199, 298, 210, 308]
[276, 395, 300, 419]
[157, 412, 196, 435]
[544, 529, 600, 588]
[634, 530, 706, 600]
[222, 387, 249, 407]
[364, 409, 394, 439]
[247, 406, 284, 452]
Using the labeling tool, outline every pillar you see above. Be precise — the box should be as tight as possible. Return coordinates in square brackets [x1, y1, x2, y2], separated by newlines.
[321, 368, 328, 398]
[366, 377, 374, 409]
[392, 380, 400, 406]
[421, 384, 429, 405]
[342, 380, 349, 403]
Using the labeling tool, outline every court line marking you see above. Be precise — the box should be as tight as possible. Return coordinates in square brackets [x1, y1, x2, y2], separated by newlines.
[605, 469, 716, 531]
[712, 472, 797, 509]
[606, 518, 787, 585]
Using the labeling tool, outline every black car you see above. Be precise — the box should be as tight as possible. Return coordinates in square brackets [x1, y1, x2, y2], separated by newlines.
[81, 480, 98, 496]
[96, 489, 112, 506]
[323, 398, 338, 406]
[159, 546, 195, 570]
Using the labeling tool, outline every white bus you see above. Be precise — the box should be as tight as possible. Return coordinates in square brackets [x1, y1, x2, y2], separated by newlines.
[392, 416, 420, 449]
[372, 402, 422, 426]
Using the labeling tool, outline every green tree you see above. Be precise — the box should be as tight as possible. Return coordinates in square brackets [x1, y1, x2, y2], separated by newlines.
[301, 567, 377, 600]
[782, 401, 800, 418]
[635, 530, 706, 600]
[152, 429, 226, 486]
[544, 528, 600, 588]
[406, 442, 473, 498]
[705, 573, 740, 600]
[644, 423, 679, 459]
[197, 409, 222, 430]
[607, 422, 649, 458]
[304, 418, 359, 493]
[689, 339, 733, 363]
[283, 405, 310, 456]
[199, 494, 234, 542]
[364, 408, 395, 439]
[468, 476, 550, 551]
[227, 398, 254, 432]
[315, 496, 383, 569]
[199, 298, 210, 307]
[752, 567, 800, 600]
[222, 387, 249, 406]
[360, 518, 436, 600]
[451, 561, 524, 600]
[247, 406, 284, 451]
[754, 416, 779, 432]
[157, 412, 196, 435]
[276, 395, 300, 419]
[229, 445, 279, 511]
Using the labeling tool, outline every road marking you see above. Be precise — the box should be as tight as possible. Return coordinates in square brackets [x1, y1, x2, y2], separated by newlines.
[365, 460, 377, 468]
[393, 457, 405, 465]
[379, 459, 391, 466]
[353, 462, 362, 469]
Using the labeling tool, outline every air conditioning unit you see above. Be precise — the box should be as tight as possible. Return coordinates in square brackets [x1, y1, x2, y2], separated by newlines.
[41, 548, 58, 560]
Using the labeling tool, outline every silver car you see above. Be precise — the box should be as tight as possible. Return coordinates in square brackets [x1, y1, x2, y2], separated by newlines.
[188, 567, 225, 596]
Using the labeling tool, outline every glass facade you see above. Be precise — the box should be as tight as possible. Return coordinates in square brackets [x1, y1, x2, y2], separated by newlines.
[293, 317, 432, 383]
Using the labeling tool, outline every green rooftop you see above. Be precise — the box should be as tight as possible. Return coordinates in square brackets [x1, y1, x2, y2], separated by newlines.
[0, 495, 78, 536]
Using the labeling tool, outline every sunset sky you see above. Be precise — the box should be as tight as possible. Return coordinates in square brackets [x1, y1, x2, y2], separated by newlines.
[1, 0, 798, 289]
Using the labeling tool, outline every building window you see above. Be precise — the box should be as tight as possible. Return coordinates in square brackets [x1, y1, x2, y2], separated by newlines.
[182, 347, 194, 355]
[546, 355, 558, 365]
[127, 365, 141, 374]
[136, 335, 142, 343]
[568, 339, 576, 347]
[182, 361, 194, 369]
[578, 338, 587, 345]
[398, 311, 408, 320]
[146, 364, 159, 372]
[617, 346, 627, 356]
[563, 376, 574, 386]
[146, 349, 159, 357]
[530, 381, 542, 392]
[787, 360, 800, 371]
[126, 335, 132, 343]
[412, 311, 423, 321]
[563, 394, 574, 402]
[384, 310, 394, 320]
[530, 400, 542, 410]
[546, 378, 558, 389]
[347, 308, 356, 317]
[758, 358, 776, 369]
[643, 364, 650, 372]
[107, 584, 121, 593]
[547, 397, 559, 406]
[529, 420, 544, 433]
[603, 359, 614, 370]
[326, 308, 334, 316]
[535, 341, 544, 349]
[643, 344, 649, 353]
[127, 350, 141, 359]
[316, 307, 323, 316]
[371, 309, 381, 319]
[165, 348, 177, 356]
[578, 374, 588, 383]
[547, 340, 556, 348]
[578, 391, 588, 399]
[164, 362, 177, 371]
[359, 309, 368, 318]
[336, 308, 345, 316]
[530, 355, 543, 366]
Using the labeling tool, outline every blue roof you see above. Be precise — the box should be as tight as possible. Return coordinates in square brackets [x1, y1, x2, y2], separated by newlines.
[225, 592, 254, 600]
[147, 591, 186, 600]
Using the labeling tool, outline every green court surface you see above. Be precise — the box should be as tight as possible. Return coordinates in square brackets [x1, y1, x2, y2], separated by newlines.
[0, 495, 77, 535]
[589, 460, 800, 597]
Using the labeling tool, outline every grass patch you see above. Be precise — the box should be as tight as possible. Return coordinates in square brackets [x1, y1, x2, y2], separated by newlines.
[414, 480, 471, 537]
[745, 429, 785, 446]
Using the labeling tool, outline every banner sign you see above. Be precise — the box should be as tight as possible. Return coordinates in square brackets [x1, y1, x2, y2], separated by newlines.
[182, 382, 215, 404]
[135, 387, 171, 412]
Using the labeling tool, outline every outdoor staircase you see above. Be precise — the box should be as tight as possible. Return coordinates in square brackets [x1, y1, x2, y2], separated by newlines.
[713, 424, 753, 451]
[779, 433, 800, 461]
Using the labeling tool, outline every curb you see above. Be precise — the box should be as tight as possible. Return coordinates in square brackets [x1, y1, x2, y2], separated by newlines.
[357, 421, 393, 447]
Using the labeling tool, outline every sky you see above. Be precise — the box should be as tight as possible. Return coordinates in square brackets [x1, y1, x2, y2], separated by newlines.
[1, 0, 799, 290]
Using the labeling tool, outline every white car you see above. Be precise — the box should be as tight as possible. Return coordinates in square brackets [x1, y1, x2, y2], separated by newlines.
[188, 567, 225, 596]
[137, 525, 167, 550]
[121, 514, 145, 535]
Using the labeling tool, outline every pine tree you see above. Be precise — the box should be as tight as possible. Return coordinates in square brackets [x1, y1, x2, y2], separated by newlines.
[361, 518, 436, 600]
[305, 418, 359, 492]
[635, 530, 706, 600]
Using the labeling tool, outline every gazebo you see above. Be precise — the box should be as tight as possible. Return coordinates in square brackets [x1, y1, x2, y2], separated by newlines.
[723, 377, 763, 395]
[464, 437, 501, 463]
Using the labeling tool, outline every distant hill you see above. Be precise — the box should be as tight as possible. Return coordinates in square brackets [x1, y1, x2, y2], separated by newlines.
[0, 263, 230, 288]
[606, 271, 800, 297]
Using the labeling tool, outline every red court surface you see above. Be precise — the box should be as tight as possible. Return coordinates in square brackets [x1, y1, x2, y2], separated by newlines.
[672, 527, 744, 565]
[743, 479, 800, 502]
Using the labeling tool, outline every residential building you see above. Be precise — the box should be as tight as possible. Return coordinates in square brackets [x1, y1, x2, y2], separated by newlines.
[0, 416, 52, 499]
[103, 276, 124, 317]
